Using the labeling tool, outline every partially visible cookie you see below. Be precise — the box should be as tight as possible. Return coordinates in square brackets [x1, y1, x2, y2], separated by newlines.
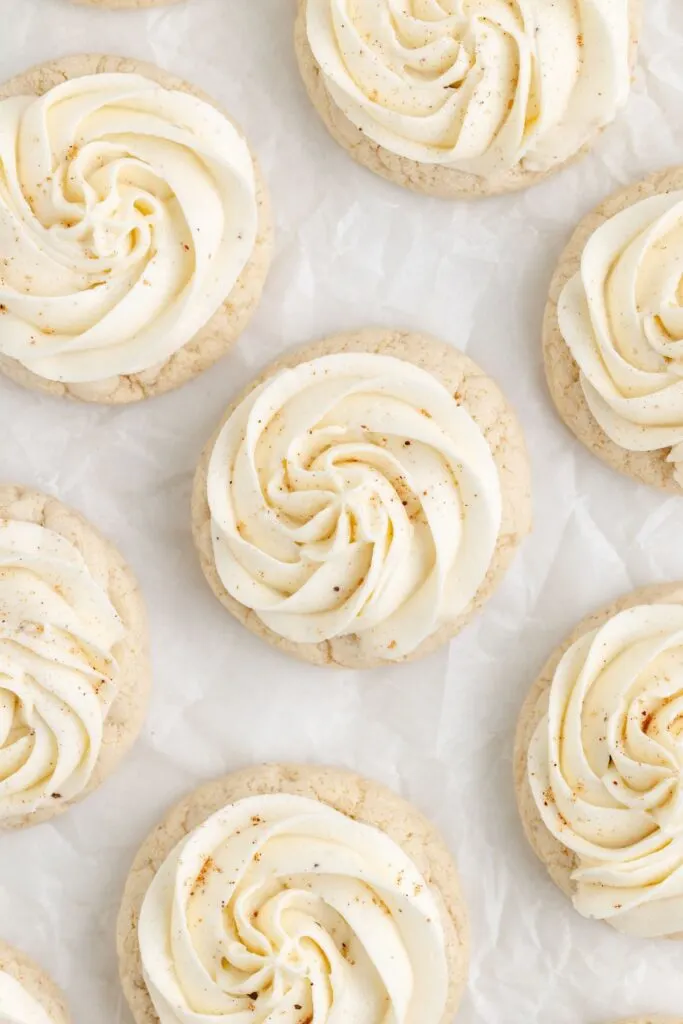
[0, 485, 150, 829]
[0, 55, 273, 403]
[544, 168, 683, 492]
[117, 763, 470, 1024]
[295, 0, 641, 198]
[192, 328, 532, 668]
[515, 582, 683, 939]
[0, 942, 70, 1023]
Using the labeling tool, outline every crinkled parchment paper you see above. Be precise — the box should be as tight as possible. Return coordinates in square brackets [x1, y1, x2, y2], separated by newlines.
[1, 2, 683, 1021]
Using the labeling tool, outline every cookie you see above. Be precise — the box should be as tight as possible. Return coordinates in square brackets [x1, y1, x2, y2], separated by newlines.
[0, 485, 150, 829]
[544, 168, 683, 492]
[515, 582, 683, 939]
[117, 763, 470, 1024]
[0, 55, 273, 404]
[0, 941, 70, 1024]
[191, 327, 532, 668]
[295, 0, 641, 198]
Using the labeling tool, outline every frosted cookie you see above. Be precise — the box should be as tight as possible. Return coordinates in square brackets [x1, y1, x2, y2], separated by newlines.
[0, 55, 272, 404]
[545, 169, 683, 492]
[295, 0, 641, 198]
[0, 942, 70, 1024]
[117, 763, 469, 1024]
[515, 582, 683, 939]
[0, 485, 149, 829]
[192, 328, 531, 667]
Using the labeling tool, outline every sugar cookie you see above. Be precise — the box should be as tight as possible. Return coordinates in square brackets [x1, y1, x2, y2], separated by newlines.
[0, 942, 70, 1023]
[295, 0, 641, 198]
[117, 763, 469, 1024]
[192, 328, 532, 667]
[515, 582, 683, 939]
[544, 168, 683, 492]
[0, 55, 272, 403]
[0, 485, 150, 828]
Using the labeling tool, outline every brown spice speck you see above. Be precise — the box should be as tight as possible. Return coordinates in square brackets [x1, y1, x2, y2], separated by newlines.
[191, 856, 218, 896]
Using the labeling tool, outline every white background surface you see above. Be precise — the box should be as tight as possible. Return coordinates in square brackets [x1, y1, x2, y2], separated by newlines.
[0, 1, 682, 1021]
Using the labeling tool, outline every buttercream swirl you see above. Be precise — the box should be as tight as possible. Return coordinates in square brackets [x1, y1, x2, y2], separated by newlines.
[207, 352, 501, 660]
[0, 72, 257, 382]
[306, 0, 632, 175]
[559, 190, 683, 483]
[528, 604, 683, 938]
[0, 520, 124, 822]
[0, 971, 54, 1024]
[139, 793, 449, 1023]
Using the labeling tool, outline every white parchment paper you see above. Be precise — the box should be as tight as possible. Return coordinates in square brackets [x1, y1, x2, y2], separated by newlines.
[1, 1, 682, 1021]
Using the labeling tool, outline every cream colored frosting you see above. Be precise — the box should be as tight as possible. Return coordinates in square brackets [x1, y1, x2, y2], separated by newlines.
[0, 971, 54, 1024]
[559, 191, 683, 482]
[0, 520, 124, 821]
[528, 604, 683, 938]
[207, 352, 502, 660]
[139, 793, 449, 1023]
[0, 73, 257, 382]
[306, 0, 632, 175]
